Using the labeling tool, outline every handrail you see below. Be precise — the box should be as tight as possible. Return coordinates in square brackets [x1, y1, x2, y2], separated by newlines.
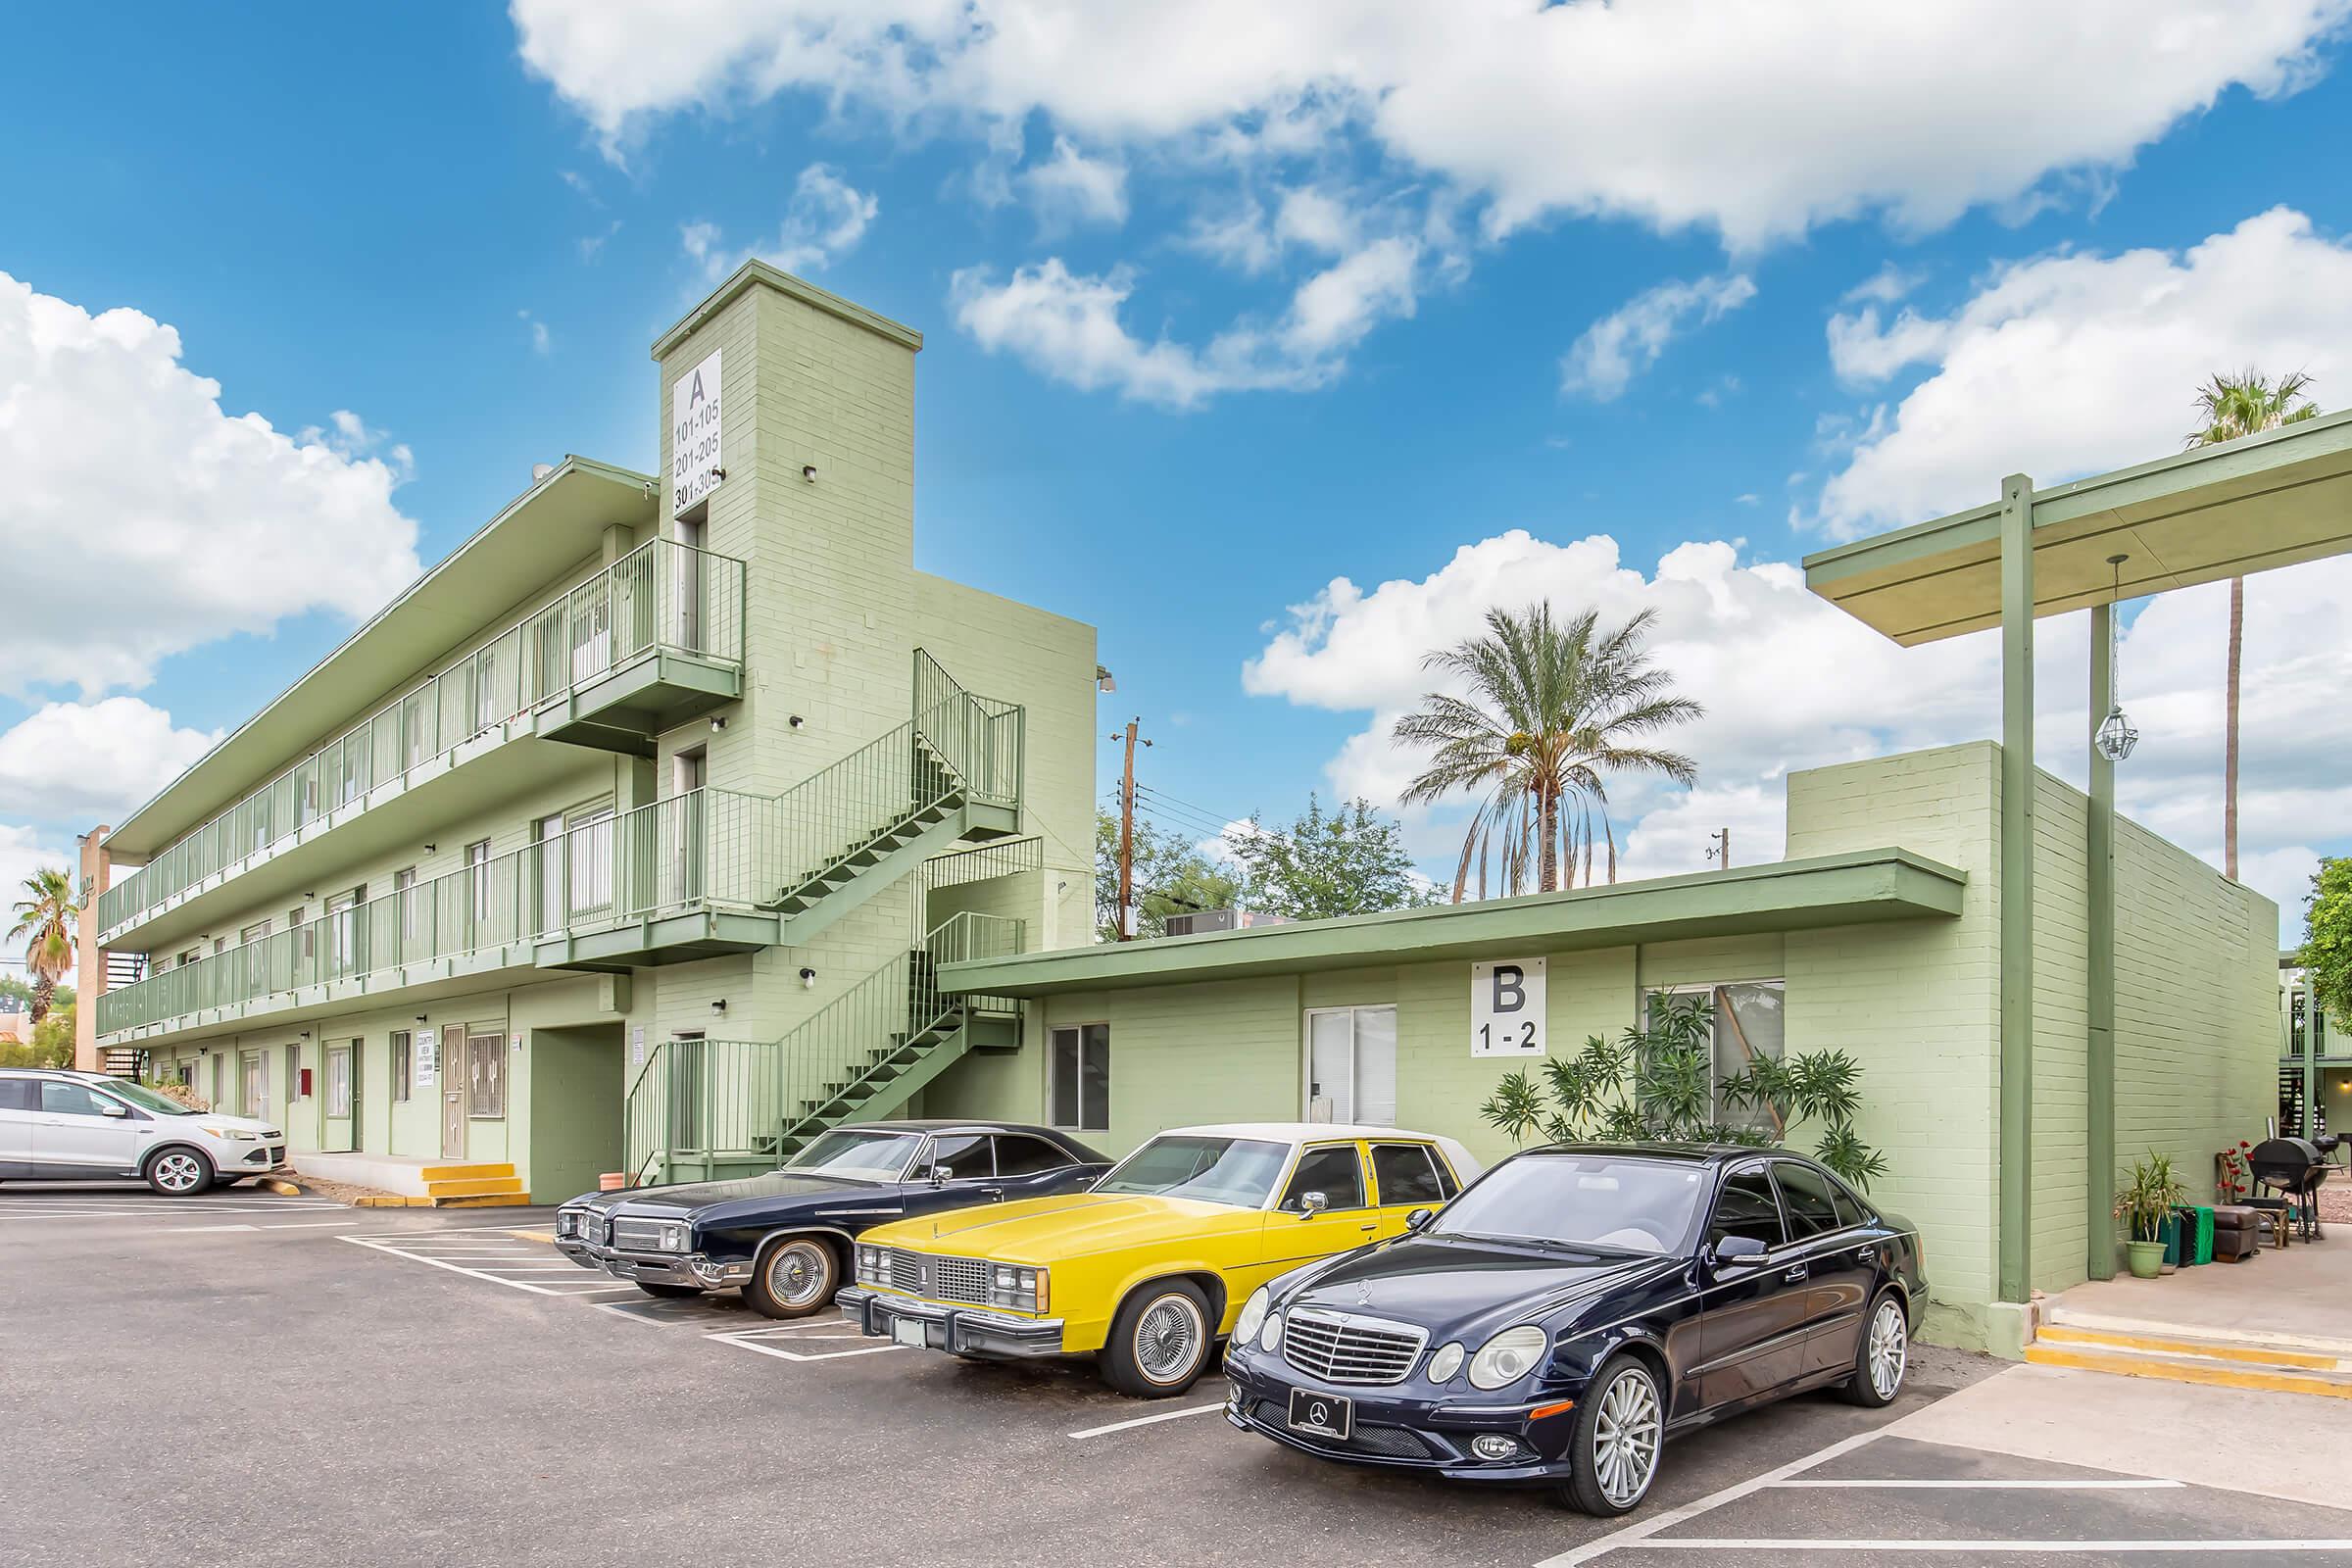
[95, 787, 759, 1036]
[98, 537, 749, 939]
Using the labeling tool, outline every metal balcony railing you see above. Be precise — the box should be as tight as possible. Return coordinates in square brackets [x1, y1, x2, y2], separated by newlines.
[97, 538, 747, 941]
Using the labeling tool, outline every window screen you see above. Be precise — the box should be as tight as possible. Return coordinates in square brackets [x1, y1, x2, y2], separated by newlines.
[1281, 1145, 1367, 1212]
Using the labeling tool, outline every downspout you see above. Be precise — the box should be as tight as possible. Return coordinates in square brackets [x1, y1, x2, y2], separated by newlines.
[1997, 474, 2035, 1305]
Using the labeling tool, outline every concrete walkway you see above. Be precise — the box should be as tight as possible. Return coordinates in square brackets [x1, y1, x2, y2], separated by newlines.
[2046, 1233, 2352, 1355]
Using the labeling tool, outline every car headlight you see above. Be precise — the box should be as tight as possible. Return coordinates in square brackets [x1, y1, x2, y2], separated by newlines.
[1234, 1287, 1271, 1346]
[857, 1245, 886, 1285]
[557, 1212, 579, 1238]
[1259, 1309, 1284, 1353]
[985, 1262, 1047, 1312]
[201, 1126, 263, 1141]
[1467, 1325, 1547, 1390]
[1426, 1341, 1465, 1383]
[658, 1223, 686, 1252]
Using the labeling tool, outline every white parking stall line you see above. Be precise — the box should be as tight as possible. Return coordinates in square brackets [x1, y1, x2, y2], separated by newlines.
[0, 1200, 346, 1220]
[707, 1320, 906, 1362]
[1066, 1403, 1226, 1441]
[1537, 1430, 1892, 1567]
[1616, 1541, 2352, 1554]
[258, 1220, 360, 1230]
[1766, 1478, 2187, 1491]
[336, 1234, 636, 1297]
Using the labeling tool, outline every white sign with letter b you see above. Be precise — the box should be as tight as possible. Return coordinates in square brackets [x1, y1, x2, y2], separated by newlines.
[1471, 957, 1546, 1057]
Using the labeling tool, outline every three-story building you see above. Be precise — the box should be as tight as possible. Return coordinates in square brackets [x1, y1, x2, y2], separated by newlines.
[74, 262, 1098, 1205]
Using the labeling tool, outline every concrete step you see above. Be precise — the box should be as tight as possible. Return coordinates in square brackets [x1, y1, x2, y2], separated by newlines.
[425, 1175, 528, 1199]
[418, 1162, 515, 1183]
[2035, 1322, 2347, 1371]
[433, 1192, 533, 1208]
[2026, 1331, 2352, 1399]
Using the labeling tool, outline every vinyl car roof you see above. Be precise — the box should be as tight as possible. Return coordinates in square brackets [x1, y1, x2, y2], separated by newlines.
[841, 1119, 1086, 1140]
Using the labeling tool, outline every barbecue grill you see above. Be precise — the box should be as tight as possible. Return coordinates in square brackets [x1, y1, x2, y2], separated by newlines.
[2249, 1137, 2330, 1243]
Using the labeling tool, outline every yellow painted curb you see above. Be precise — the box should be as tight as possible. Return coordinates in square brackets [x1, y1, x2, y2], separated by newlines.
[2037, 1323, 2341, 1370]
[353, 1195, 433, 1208]
[258, 1178, 304, 1197]
[2025, 1345, 2352, 1398]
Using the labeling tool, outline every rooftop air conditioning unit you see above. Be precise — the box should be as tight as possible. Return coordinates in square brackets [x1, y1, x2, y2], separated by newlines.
[1163, 908, 1294, 937]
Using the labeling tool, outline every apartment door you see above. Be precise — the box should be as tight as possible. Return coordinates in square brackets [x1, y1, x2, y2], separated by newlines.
[321, 1043, 357, 1153]
[241, 1052, 267, 1120]
[672, 518, 705, 652]
[441, 1054, 467, 1160]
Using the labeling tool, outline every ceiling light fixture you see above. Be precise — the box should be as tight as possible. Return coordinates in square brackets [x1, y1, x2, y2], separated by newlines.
[2095, 554, 2139, 764]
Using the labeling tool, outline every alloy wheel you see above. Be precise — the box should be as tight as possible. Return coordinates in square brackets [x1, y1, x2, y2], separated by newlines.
[768, 1242, 829, 1308]
[1592, 1366, 1662, 1508]
[154, 1152, 206, 1194]
[1868, 1299, 1908, 1400]
[1135, 1295, 1203, 1384]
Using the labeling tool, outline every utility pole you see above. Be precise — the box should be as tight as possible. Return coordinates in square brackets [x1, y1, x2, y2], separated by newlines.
[1110, 718, 1152, 941]
[1706, 828, 1732, 869]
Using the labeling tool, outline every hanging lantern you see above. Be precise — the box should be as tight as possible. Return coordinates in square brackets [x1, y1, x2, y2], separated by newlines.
[2095, 553, 2138, 762]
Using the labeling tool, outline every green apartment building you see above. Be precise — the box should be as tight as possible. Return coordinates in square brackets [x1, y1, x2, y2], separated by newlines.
[80, 263, 1101, 1205]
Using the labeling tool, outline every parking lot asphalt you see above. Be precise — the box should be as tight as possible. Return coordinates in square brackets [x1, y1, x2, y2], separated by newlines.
[9, 1183, 2345, 1568]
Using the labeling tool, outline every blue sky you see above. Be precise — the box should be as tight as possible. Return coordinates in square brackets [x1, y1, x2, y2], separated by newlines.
[3, 2, 2350, 961]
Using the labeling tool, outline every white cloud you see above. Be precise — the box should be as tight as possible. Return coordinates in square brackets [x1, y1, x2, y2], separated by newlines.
[1561, 273, 1755, 401]
[684, 164, 879, 282]
[513, 1, 2350, 249]
[519, 310, 552, 354]
[1240, 527, 2352, 931]
[0, 271, 421, 698]
[0, 700, 221, 828]
[1843, 263, 1928, 306]
[1018, 136, 1129, 230]
[1815, 207, 2352, 538]
[951, 236, 1421, 409]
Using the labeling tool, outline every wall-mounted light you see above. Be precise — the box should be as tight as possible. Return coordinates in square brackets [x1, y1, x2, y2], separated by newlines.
[710, 999, 728, 1015]
[414, 1014, 427, 1024]
[787, 714, 805, 730]
[799, 967, 817, 990]
[708, 466, 726, 484]
[801, 464, 817, 483]
[1095, 664, 1117, 694]
[423, 844, 436, 855]
[2094, 554, 2140, 764]
[710, 715, 728, 732]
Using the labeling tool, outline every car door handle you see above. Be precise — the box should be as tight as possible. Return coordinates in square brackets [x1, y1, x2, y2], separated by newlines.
[981, 1187, 1004, 1201]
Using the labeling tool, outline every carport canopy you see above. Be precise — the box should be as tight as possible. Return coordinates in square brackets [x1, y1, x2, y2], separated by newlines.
[1802, 406, 2352, 645]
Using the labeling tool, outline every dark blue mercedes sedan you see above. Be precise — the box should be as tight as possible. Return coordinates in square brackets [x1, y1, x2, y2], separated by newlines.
[1222, 1143, 1926, 1516]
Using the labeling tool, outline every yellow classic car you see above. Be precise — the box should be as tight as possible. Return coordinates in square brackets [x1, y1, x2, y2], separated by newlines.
[835, 1122, 1482, 1396]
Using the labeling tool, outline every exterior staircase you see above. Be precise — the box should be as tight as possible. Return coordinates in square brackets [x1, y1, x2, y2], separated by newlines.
[2026, 1312, 2352, 1400]
[350, 1161, 533, 1208]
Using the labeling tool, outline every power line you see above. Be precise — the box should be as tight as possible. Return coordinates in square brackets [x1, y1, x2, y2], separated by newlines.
[1134, 780, 1252, 832]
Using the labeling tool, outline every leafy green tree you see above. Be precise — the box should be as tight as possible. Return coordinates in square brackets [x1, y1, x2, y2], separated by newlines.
[2185, 370, 2321, 880]
[2302, 858, 2352, 1025]
[7, 868, 77, 1025]
[1228, 795, 1437, 922]
[1094, 809, 1244, 942]
[1394, 603, 1700, 901]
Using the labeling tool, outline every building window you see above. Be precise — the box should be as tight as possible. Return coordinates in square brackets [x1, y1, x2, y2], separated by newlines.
[1050, 1023, 1108, 1132]
[242, 1052, 268, 1118]
[325, 1045, 353, 1119]
[1642, 980, 1786, 1137]
[395, 867, 418, 947]
[466, 841, 492, 923]
[466, 1032, 506, 1119]
[391, 1031, 413, 1102]
[285, 1045, 302, 1100]
[1305, 1005, 1397, 1126]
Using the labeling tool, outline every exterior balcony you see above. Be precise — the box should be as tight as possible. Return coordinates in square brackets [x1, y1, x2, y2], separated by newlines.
[94, 535, 746, 954]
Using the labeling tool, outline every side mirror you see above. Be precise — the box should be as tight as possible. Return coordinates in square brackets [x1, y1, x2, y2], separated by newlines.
[1404, 1207, 1435, 1232]
[928, 1164, 955, 1187]
[1708, 1234, 1769, 1269]
[100, 1102, 130, 1119]
[1298, 1191, 1329, 1216]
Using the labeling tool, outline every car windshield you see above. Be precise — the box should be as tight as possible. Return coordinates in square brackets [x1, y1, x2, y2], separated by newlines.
[780, 1129, 921, 1180]
[95, 1078, 199, 1116]
[1429, 1153, 1709, 1254]
[1092, 1136, 1291, 1206]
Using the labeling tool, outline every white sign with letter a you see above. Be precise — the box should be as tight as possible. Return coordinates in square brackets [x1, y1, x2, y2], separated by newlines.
[670, 348, 723, 515]
[1471, 957, 1545, 1057]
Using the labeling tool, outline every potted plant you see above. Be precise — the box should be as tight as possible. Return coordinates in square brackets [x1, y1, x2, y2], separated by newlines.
[2116, 1151, 2188, 1279]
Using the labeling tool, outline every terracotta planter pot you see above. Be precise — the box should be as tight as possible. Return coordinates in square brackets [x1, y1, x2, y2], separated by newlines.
[2126, 1239, 2166, 1279]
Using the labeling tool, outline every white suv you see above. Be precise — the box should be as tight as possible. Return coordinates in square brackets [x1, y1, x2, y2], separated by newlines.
[0, 1069, 288, 1196]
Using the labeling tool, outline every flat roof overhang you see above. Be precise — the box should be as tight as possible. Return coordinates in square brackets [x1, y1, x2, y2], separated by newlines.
[940, 848, 1965, 999]
[105, 457, 658, 856]
[1802, 408, 2352, 646]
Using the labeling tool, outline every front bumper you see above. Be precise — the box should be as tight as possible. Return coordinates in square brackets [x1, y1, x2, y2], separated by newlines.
[1222, 1348, 1580, 1485]
[837, 1285, 1065, 1359]
[550, 1236, 750, 1290]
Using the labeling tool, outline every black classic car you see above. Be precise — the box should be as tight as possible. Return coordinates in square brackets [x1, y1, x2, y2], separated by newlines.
[555, 1120, 1109, 1318]
[1223, 1144, 1925, 1516]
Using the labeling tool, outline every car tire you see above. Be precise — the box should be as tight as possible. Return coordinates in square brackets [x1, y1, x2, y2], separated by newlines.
[635, 1283, 704, 1299]
[145, 1147, 215, 1197]
[746, 1236, 837, 1319]
[1560, 1354, 1667, 1517]
[1839, 1290, 1909, 1407]
[1099, 1279, 1213, 1398]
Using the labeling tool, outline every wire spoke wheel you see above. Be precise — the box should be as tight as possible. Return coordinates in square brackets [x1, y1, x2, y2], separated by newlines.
[1135, 1294, 1204, 1384]
[1592, 1366, 1661, 1508]
[767, 1242, 829, 1308]
[1868, 1299, 1908, 1400]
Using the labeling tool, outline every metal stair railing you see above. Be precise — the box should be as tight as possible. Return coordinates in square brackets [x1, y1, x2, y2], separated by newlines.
[96, 536, 747, 941]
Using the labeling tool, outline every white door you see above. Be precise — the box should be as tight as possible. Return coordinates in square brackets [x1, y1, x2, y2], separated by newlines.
[27, 1079, 145, 1172]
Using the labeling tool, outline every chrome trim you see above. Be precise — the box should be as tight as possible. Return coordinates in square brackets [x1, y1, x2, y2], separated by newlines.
[1280, 1305, 1430, 1387]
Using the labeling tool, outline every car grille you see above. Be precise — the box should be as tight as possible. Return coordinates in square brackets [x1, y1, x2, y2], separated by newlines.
[881, 1249, 992, 1307]
[612, 1217, 678, 1252]
[1280, 1308, 1428, 1387]
[585, 1212, 612, 1246]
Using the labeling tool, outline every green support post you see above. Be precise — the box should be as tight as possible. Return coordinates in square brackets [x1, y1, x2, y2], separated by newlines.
[2086, 600, 2117, 1281]
[1998, 473, 2035, 1305]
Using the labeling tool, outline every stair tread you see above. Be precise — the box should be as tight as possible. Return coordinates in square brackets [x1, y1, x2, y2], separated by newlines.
[2025, 1343, 2352, 1396]
[2037, 1321, 2346, 1370]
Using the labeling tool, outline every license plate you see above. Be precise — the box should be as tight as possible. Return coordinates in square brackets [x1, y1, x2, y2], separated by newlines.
[892, 1317, 927, 1348]
[1287, 1387, 1352, 1441]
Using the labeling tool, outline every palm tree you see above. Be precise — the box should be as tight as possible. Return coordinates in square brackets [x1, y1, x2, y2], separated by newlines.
[1394, 603, 1701, 901]
[2185, 369, 2321, 881]
[8, 867, 77, 1025]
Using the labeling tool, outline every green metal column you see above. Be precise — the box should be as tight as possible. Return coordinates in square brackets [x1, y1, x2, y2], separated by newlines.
[2085, 600, 2116, 1281]
[1998, 473, 2035, 1305]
